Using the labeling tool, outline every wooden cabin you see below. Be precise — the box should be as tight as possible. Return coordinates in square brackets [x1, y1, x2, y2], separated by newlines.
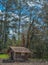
[8, 46, 31, 61]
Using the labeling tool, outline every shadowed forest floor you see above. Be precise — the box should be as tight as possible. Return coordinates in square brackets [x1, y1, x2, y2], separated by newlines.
[0, 62, 48, 65]
[0, 59, 48, 65]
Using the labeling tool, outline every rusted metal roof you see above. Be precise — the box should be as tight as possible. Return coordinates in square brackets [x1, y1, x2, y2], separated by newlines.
[10, 46, 31, 53]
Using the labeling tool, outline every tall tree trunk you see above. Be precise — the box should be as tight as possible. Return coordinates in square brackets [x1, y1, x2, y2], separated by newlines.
[26, 19, 34, 48]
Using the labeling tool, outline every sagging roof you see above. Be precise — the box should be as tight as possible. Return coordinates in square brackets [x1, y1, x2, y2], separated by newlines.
[10, 46, 31, 53]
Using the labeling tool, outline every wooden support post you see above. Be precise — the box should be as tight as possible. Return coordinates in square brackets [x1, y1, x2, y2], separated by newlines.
[13, 52, 16, 61]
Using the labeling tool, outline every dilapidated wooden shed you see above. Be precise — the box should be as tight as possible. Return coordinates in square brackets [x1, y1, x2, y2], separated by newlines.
[8, 46, 31, 61]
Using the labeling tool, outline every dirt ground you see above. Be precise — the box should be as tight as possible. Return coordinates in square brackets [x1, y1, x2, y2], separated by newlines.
[0, 62, 48, 65]
[0, 59, 48, 65]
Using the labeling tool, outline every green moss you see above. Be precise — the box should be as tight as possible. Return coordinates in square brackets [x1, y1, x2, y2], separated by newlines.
[0, 54, 9, 59]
